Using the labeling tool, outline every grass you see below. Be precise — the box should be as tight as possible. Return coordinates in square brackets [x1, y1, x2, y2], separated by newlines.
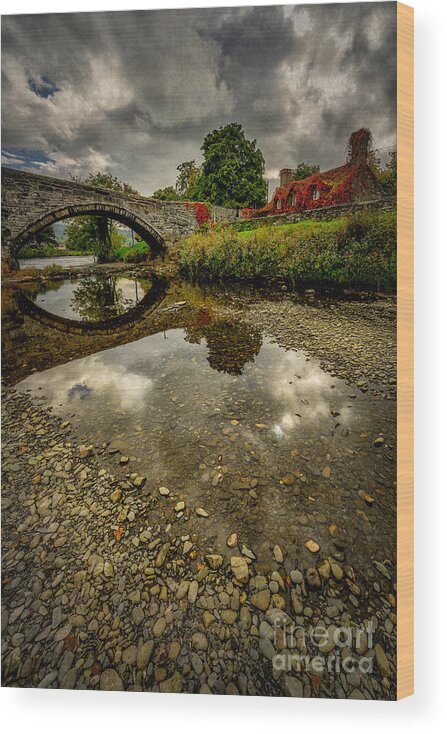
[113, 240, 151, 263]
[179, 210, 397, 292]
[20, 245, 92, 258]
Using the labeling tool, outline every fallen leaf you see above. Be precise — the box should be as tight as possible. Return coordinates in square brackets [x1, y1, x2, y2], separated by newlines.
[64, 633, 77, 652]
[91, 661, 102, 677]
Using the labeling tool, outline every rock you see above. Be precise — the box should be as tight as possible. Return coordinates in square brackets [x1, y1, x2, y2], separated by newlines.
[328, 523, 338, 537]
[230, 556, 249, 584]
[374, 436, 385, 447]
[265, 609, 293, 628]
[176, 580, 189, 600]
[205, 554, 223, 570]
[322, 466, 331, 478]
[79, 445, 92, 459]
[221, 609, 238, 624]
[192, 632, 208, 651]
[122, 645, 137, 665]
[188, 580, 199, 604]
[110, 489, 122, 504]
[329, 558, 344, 580]
[259, 638, 275, 660]
[190, 652, 203, 675]
[175, 501, 185, 512]
[375, 643, 391, 678]
[281, 473, 295, 486]
[241, 544, 256, 560]
[160, 671, 182, 694]
[195, 507, 209, 517]
[100, 669, 124, 691]
[304, 539, 320, 553]
[305, 566, 321, 590]
[132, 606, 144, 625]
[103, 560, 114, 578]
[155, 542, 170, 568]
[168, 641, 181, 661]
[290, 569, 303, 585]
[283, 675, 303, 697]
[60, 668, 78, 689]
[153, 617, 167, 637]
[119, 456, 129, 465]
[317, 559, 331, 579]
[227, 533, 238, 548]
[259, 621, 274, 640]
[158, 486, 170, 496]
[133, 475, 146, 488]
[136, 640, 154, 670]
[272, 545, 283, 563]
[202, 611, 215, 629]
[250, 589, 271, 611]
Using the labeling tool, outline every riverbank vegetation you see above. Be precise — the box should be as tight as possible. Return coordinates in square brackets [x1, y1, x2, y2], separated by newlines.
[179, 210, 396, 292]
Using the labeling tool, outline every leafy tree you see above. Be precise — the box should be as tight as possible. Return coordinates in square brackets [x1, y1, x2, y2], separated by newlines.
[34, 225, 57, 246]
[176, 160, 202, 200]
[152, 186, 178, 201]
[64, 217, 97, 252]
[83, 171, 139, 196]
[377, 151, 397, 196]
[66, 171, 139, 262]
[193, 123, 267, 209]
[293, 162, 320, 181]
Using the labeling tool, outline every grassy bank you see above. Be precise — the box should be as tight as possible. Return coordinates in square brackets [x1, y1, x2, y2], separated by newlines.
[179, 210, 397, 291]
[113, 240, 150, 263]
[19, 245, 93, 258]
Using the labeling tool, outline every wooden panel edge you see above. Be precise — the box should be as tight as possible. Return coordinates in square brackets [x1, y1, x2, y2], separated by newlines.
[396, 1, 414, 701]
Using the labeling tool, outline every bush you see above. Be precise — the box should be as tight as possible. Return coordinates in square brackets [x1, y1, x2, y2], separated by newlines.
[113, 241, 151, 263]
[179, 210, 396, 291]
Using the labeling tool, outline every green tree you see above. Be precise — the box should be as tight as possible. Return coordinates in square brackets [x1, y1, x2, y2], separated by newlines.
[378, 151, 397, 196]
[194, 123, 267, 208]
[152, 186, 178, 201]
[293, 162, 320, 181]
[34, 224, 57, 246]
[176, 160, 201, 200]
[83, 171, 139, 196]
[66, 171, 140, 262]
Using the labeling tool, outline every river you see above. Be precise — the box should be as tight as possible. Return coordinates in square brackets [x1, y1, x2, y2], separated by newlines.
[1, 269, 398, 697]
[19, 254, 95, 270]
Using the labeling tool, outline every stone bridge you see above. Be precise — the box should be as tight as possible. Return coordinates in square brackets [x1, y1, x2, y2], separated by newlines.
[1, 167, 238, 269]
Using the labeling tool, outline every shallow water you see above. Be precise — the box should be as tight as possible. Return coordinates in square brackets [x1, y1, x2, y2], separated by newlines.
[19, 255, 95, 270]
[8, 275, 396, 570]
[17, 273, 151, 321]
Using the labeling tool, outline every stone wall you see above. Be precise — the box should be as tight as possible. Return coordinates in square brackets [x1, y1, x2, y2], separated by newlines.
[246, 197, 396, 227]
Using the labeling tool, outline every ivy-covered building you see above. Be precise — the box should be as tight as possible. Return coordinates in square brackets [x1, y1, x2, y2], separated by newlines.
[245, 128, 383, 218]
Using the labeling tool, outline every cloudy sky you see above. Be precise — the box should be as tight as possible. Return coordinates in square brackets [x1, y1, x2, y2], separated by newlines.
[1, 3, 397, 195]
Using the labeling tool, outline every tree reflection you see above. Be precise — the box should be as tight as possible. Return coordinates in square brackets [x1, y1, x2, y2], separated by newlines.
[71, 275, 128, 321]
[185, 309, 262, 376]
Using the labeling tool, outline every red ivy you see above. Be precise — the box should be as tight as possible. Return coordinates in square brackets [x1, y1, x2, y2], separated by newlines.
[185, 202, 211, 229]
[243, 162, 364, 219]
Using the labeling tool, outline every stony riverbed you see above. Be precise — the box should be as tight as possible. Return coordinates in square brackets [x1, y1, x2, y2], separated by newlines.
[1, 277, 397, 698]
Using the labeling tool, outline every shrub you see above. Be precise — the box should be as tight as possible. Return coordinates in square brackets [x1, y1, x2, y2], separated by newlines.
[179, 209, 396, 291]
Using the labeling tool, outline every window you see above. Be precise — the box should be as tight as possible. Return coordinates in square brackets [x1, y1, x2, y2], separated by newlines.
[276, 199, 282, 210]
[312, 187, 320, 201]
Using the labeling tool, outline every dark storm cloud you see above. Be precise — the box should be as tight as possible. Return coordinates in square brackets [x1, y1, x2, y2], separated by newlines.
[1, 3, 396, 194]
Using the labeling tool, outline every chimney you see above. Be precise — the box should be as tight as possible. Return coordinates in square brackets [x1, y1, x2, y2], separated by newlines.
[279, 168, 293, 188]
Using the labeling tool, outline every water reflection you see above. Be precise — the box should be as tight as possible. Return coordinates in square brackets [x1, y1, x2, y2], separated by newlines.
[19, 273, 152, 321]
[185, 310, 262, 375]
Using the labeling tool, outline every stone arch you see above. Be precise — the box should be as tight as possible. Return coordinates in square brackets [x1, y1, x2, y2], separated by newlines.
[11, 202, 166, 262]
